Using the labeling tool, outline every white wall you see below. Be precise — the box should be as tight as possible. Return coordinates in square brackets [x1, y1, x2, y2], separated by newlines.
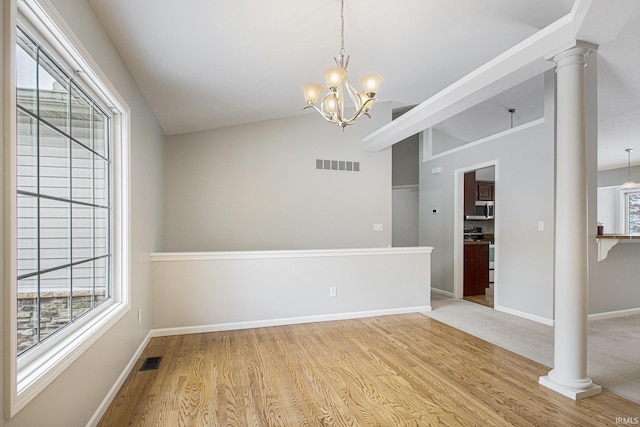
[164, 105, 392, 251]
[419, 70, 556, 321]
[1, 1, 165, 425]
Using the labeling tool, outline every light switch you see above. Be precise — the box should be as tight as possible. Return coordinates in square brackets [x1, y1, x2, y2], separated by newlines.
[373, 223, 383, 232]
[538, 221, 544, 231]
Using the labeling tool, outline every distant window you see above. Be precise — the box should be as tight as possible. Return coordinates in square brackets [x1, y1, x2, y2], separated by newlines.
[626, 190, 640, 233]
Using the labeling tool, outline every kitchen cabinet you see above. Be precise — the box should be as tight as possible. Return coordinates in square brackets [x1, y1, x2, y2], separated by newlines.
[464, 172, 476, 216]
[476, 181, 494, 201]
[464, 173, 495, 214]
[464, 241, 489, 296]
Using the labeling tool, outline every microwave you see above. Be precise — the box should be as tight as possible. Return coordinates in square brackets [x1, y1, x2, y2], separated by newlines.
[466, 201, 494, 220]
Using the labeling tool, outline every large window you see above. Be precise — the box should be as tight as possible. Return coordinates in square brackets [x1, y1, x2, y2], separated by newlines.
[16, 26, 112, 355]
[625, 190, 640, 233]
[7, 0, 130, 417]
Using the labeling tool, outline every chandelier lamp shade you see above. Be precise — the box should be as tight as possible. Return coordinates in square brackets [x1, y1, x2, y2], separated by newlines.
[301, 0, 383, 130]
[620, 148, 639, 189]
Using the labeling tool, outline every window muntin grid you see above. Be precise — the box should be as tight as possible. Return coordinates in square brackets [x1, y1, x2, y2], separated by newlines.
[16, 26, 112, 355]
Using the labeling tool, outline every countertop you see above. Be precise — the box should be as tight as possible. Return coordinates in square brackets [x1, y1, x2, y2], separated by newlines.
[463, 240, 491, 245]
[597, 234, 640, 240]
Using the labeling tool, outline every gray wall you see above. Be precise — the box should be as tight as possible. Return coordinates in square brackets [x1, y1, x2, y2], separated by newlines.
[432, 128, 467, 155]
[392, 134, 419, 186]
[418, 61, 639, 319]
[419, 70, 556, 320]
[1, 0, 165, 425]
[590, 166, 640, 313]
[151, 249, 432, 330]
[599, 165, 640, 187]
[164, 105, 392, 251]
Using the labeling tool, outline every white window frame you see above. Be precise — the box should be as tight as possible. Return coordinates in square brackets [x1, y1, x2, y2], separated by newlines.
[620, 188, 640, 234]
[4, 0, 130, 418]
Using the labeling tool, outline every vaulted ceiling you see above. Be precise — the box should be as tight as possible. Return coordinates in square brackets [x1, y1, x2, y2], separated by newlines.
[89, 0, 640, 170]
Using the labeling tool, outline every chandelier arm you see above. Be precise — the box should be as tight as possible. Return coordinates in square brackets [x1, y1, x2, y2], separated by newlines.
[338, 89, 346, 124]
[304, 104, 341, 126]
[343, 97, 376, 125]
[323, 86, 341, 124]
[343, 76, 361, 107]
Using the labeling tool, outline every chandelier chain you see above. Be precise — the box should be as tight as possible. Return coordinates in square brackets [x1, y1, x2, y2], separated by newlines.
[340, 0, 346, 57]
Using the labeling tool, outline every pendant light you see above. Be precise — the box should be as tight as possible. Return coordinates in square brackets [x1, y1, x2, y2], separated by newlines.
[620, 148, 639, 189]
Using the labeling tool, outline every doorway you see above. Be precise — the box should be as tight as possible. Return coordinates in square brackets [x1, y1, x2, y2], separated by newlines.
[455, 162, 498, 308]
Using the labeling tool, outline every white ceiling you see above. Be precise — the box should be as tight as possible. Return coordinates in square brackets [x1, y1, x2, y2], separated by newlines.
[88, 0, 640, 170]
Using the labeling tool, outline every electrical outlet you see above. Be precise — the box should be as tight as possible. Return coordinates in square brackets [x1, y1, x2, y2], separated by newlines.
[329, 287, 337, 297]
[138, 308, 143, 325]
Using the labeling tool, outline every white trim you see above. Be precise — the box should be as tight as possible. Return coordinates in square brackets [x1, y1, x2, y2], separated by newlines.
[85, 331, 153, 427]
[392, 184, 419, 190]
[588, 307, 640, 321]
[421, 127, 432, 162]
[430, 287, 455, 298]
[620, 188, 640, 234]
[5, 0, 132, 417]
[539, 375, 602, 400]
[149, 306, 432, 338]
[151, 247, 433, 262]
[3, 0, 19, 418]
[596, 238, 619, 261]
[494, 305, 554, 326]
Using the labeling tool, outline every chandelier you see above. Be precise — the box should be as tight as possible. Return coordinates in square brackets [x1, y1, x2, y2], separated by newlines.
[301, 0, 383, 130]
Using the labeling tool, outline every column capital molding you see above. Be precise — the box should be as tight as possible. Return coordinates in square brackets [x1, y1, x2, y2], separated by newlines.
[545, 40, 599, 65]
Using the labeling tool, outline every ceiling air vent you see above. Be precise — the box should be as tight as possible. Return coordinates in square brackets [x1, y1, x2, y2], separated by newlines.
[315, 159, 361, 173]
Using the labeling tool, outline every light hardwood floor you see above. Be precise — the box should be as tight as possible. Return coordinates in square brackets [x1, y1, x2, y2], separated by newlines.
[99, 314, 639, 426]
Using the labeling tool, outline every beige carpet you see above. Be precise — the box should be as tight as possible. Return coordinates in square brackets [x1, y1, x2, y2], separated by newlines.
[425, 292, 640, 403]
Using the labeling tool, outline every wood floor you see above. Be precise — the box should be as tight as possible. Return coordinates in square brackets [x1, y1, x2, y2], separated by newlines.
[99, 314, 639, 426]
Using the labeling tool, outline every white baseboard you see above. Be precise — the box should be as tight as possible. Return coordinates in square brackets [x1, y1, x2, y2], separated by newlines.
[151, 306, 432, 338]
[86, 330, 153, 427]
[588, 307, 640, 320]
[494, 305, 554, 326]
[430, 288, 455, 298]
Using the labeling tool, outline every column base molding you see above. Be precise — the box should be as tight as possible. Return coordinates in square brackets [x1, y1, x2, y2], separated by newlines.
[539, 373, 602, 400]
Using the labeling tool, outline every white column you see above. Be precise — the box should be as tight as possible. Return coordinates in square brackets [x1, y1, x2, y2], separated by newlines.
[539, 46, 601, 399]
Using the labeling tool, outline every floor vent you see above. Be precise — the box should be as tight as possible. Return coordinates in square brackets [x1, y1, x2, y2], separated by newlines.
[315, 159, 360, 172]
[140, 356, 162, 371]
